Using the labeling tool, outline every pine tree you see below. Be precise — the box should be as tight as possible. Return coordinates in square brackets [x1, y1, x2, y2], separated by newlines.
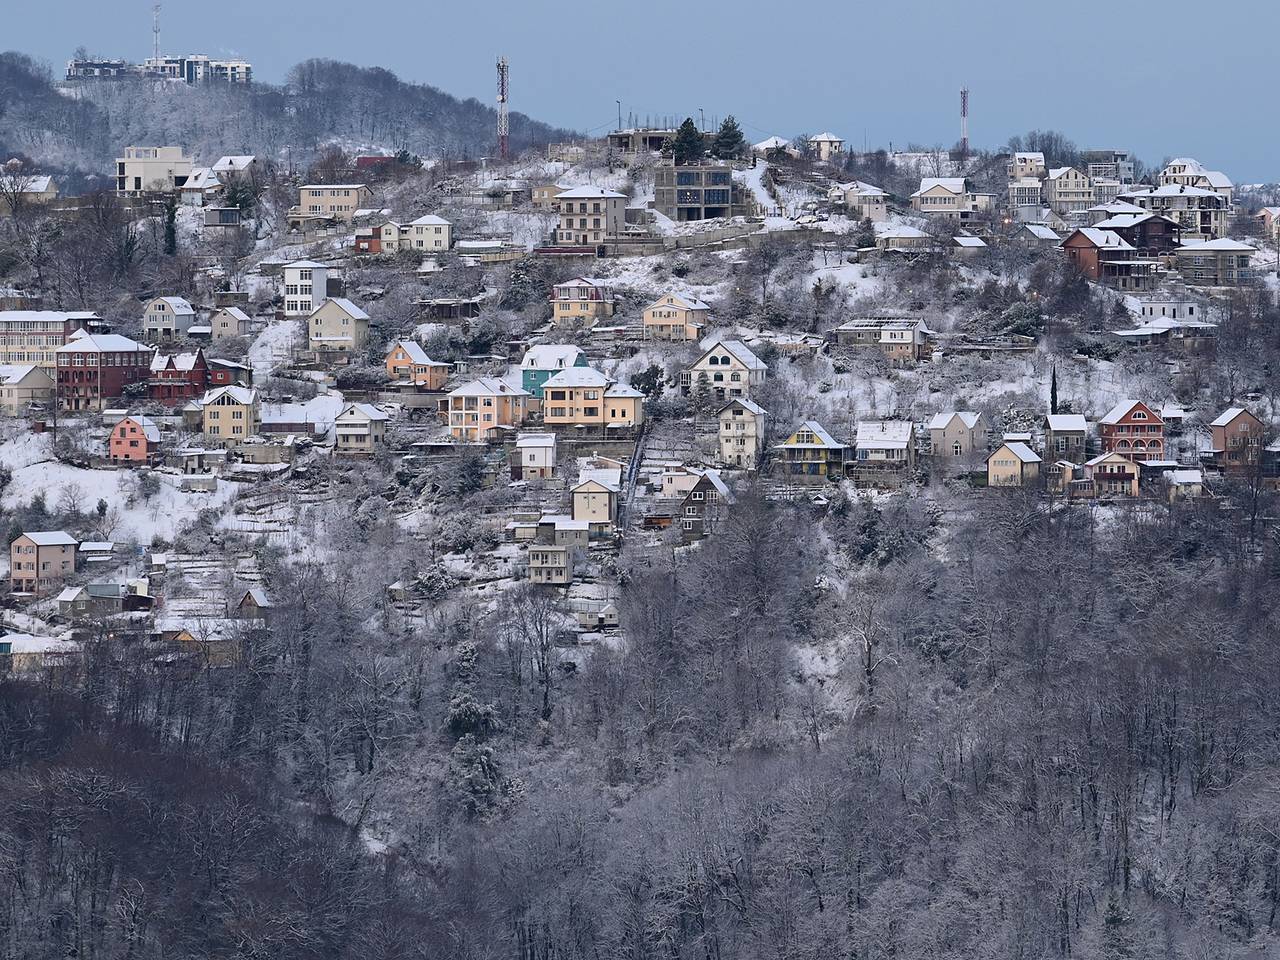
[672, 118, 704, 165]
[163, 195, 177, 256]
[1051, 364, 1059, 414]
[712, 115, 746, 159]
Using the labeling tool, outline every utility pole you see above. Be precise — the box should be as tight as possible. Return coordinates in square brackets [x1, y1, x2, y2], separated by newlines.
[616, 100, 621, 131]
[495, 56, 509, 162]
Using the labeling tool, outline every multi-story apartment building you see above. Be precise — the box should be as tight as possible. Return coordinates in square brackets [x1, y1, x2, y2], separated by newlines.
[549, 277, 616, 328]
[54, 331, 153, 411]
[0, 311, 100, 367]
[553, 187, 625, 244]
[281, 261, 329, 317]
[1043, 167, 1094, 215]
[141, 55, 252, 84]
[1008, 177, 1044, 218]
[1175, 239, 1257, 286]
[1158, 158, 1233, 203]
[539, 368, 645, 430]
[1082, 150, 1135, 184]
[654, 163, 738, 221]
[115, 146, 192, 195]
[1119, 185, 1229, 241]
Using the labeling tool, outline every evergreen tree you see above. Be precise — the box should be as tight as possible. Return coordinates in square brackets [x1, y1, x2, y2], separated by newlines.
[1051, 364, 1059, 414]
[712, 115, 746, 159]
[163, 195, 177, 256]
[672, 118, 704, 165]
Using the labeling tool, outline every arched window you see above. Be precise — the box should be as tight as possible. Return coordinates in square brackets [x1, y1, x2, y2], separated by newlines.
[953, 441, 963, 457]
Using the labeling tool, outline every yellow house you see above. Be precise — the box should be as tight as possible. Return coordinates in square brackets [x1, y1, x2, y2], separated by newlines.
[200, 385, 260, 445]
[1084, 451, 1140, 497]
[986, 441, 1041, 486]
[540, 367, 645, 429]
[447, 377, 530, 442]
[550, 277, 616, 328]
[385, 340, 450, 389]
[532, 184, 566, 209]
[1044, 167, 1094, 214]
[909, 177, 994, 223]
[308, 298, 370, 355]
[211, 306, 253, 340]
[643, 293, 710, 341]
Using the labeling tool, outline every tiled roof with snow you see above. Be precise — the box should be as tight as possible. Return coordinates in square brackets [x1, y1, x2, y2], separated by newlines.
[448, 377, 529, 398]
[543, 367, 611, 389]
[1177, 238, 1254, 253]
[57, 331, 148, 354]
[338, 402, 389, 422]
[912, 177, 965, 197]
[855, 420, 913, 448]
[522, 344, 584, 369]
[1070, 228, 1133, 250]
[1209, 407, 1250, 427]
[322, 297, 369, 320]
[1047, 414, 1088, 432]
[928, 411, 981, 431]
[22, 531, 77, 546]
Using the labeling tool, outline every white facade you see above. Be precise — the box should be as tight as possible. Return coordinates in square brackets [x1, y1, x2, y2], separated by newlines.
[282, 261, 329, 318]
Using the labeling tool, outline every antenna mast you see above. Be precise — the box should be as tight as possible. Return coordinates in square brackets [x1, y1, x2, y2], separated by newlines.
[152, 3, 162, 62]
[496, 56, 510, 161]
[960, 86, 969, 154]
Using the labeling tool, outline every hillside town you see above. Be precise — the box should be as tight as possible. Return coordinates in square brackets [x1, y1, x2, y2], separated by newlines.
[2, 28, 1280, 957]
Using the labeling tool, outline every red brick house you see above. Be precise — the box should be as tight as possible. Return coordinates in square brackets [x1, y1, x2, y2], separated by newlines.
[1099, 399, 1165, 462]
[208, 359, 253, 388]
[55, 331, 153, 412]
[148, 349, 209, 406]
[1061, 228, 1156, 290]
[108, 415, 161, 463]
[1208, 407, 1265, 476]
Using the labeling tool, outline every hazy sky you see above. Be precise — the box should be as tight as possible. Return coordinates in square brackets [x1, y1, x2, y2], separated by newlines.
[9, 0, 1279, 181]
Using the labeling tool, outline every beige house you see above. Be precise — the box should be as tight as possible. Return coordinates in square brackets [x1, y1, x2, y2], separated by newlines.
[540, 368, 645, 429]
[532, 184, 566, 209]
[334, 402, 389, 454]
[294, 184, 374, 224]
[809, 132, 844, 162]
[986, 441, 1041, 486]
[1084, 451, 1140, 497]
[1043, 167, 1094, 215]
[827, 180, 888, 221]
[200, 385, 260, 444]
[10, 531, 77, 595]
[550, 277, 616, 328]
[1159, 158, 1233, 203]
[142, 296, 197, 340]
[115, 146, 192, 195]
[361, 215, 453, 253]
[528, 545, 572, 585]
[681, 339, 767, 401]
[447, 377, 530, 442]
[572, 468, 620, 538]
[554, 186, 625, 245]
[513, 432, 556, 479]
[928, 411, 988, 459]
[643, 293, 710, 341]
[211, 306, 253, 340]
[831, 315, 933, 365]
[909, 178, 995, 222]
[719, 397, 766, 469]
[0, 364, 54, 415]
[1175, 239, 1257, 286]
[307, 298, 369, 354]
[1007, 152, 1046, 181]
[0, 173, 58, 215]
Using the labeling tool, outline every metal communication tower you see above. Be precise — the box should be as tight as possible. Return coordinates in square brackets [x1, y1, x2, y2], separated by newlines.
[153, 3, 162, 62]
[960, 86, 969, 154]
[496, 56, 510, 161]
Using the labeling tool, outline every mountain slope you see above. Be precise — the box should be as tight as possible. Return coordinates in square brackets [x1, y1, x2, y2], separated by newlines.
[0, 52, 574, 175]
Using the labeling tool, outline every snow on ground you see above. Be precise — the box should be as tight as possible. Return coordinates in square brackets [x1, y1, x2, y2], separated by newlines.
[249, 319, 301, 384]
[0, 431, 238, 546]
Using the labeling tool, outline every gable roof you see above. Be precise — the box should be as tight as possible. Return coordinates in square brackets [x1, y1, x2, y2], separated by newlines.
[698, 338, 766, 371]
[1021, 224, 1061, 240]
[150, 351, 204, 372]
[911, 177, 965, 197]
[216, 306, 251, 323]
[649, 292, 711, 312]
[810, 132, 843, 142]
[928, 411, 981, 431]
[1046, 414, 1088, 432]
[521, 344, 584, 369]
[543, 367, 612, 389]
[389, 340, 434, 365]
[338, 402, 389, 422]
[788, 420, 843, 448]
[320, 297, 370, 320]
[117, 414, 161, 442]
[212, 155, 255, 172]
[1099, 398, 1160, 425]
[1209, 407, 1257, 428]
[1177, 238, 1254, 253]
[448, 377, 530, 398]
[200, 385, 257, 406]
[855, 420, 913, 448]
[21, 531, 77, 546]
[409, 214, 451, 225]
[992, 441, 1041, 463]
[719, 397, 765, 416]
[1066, 228, 1133, 250]
[57, 330, 148, 354]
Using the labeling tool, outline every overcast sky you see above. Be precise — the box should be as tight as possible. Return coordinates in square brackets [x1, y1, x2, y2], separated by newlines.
[9, 0, 1279, 181]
